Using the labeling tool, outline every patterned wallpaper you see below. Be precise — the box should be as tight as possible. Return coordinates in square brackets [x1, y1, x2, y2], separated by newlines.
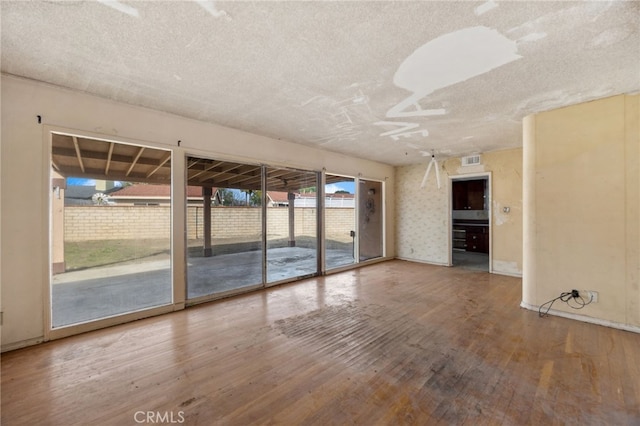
[395, 149, 523, 275]
[395, 163, 450, 265]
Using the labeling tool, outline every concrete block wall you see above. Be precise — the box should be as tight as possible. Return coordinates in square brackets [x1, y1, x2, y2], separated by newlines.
[187, 207, 262, 239]
[65, 206, 355, 242]
[64, 206, 171, 241]
[325, 208, 355, 240]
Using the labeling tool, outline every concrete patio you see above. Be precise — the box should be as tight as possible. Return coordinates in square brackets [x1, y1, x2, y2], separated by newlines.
[52, 247, 355, 328]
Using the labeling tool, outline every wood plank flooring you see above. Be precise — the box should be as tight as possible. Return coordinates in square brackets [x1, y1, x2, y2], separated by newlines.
[2, 260, 639, 425]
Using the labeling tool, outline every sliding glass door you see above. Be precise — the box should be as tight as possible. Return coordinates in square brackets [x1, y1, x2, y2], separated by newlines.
[325, 175, 356, 270]
[186, 157, 263, 300]
[266, 167, 319, 283]
[358, 179, 384, 261]
[50, 133, 172, 328]
[52, 137, 385, 328]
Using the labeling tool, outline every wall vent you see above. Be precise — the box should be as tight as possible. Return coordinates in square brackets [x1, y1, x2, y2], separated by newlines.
[461, 154, 481, 167]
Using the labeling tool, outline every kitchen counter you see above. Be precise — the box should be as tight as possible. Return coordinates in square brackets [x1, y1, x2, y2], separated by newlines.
[452, 220, 489, 253]
[453, 219, 489, 227]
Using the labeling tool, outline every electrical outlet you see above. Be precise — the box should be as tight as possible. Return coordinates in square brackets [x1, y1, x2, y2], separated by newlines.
[580, 290, 599, 303]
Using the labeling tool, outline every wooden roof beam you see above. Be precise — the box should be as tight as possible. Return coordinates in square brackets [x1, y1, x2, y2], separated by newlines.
[50, 167, 170, 185]
[125, 147, 145, 177]
[198, 164, 242, 183]
[105, 142, 115, 175]
[52, 146, 164, 167]
[146, 151, 172, 178]
[227, 168, 262, 185]
[189, 161, 224, 180]
[72, 136, 85, 173]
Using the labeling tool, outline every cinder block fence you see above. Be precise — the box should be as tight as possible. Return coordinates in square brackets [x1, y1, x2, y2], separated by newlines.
[64, 206, 355, 242]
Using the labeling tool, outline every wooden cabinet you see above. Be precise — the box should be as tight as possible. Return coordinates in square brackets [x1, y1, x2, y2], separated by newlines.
[452, 180, 486, 210]
[452, 227, 467, 251]
[452, 222, 489, 253]
[465, 227, 489, 253]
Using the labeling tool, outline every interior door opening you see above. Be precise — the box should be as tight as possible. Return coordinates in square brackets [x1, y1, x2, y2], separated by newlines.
[451, 176, 490, 272]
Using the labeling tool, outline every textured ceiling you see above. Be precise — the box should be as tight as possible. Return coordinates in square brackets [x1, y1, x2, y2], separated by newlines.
[2, 1, 639, 166]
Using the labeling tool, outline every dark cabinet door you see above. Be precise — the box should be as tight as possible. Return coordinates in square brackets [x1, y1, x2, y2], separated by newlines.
[452, 181, 467, 210]
[465, 227, 489, 253]
[466, 180, 485, 210]
[466, 231, 481, 252]
[452, 180, 486, 210]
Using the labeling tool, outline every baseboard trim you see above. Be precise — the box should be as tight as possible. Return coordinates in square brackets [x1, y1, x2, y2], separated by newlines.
[1, 336, 45, 353]
[396, 257, 523, 279]
[520, 301, 640, 334]
[491, 270, 522, 278]
[395, 256, 449, 267]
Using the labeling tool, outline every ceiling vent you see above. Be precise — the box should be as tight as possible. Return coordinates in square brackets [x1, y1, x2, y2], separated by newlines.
[461, 154, 481, 167]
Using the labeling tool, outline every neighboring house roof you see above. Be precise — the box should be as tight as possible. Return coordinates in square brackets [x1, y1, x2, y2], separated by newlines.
[267, 191, 291, 203]
[110, 184, 207, 198]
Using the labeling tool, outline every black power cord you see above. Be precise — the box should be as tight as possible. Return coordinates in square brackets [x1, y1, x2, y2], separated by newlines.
[538, 289, 594, 317]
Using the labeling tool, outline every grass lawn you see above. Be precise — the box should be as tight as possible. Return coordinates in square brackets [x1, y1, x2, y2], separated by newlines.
[65, 239, 171, 271]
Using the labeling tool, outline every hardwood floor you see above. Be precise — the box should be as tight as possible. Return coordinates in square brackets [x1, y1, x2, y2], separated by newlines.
[2, 260, 639, 425]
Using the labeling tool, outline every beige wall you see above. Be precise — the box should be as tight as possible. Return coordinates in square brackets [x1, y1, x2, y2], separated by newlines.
[445, 149, 523, 275]
[0, 75, 395, 350]
[523, 94, 639, 329]
[395, 148, 523, 276]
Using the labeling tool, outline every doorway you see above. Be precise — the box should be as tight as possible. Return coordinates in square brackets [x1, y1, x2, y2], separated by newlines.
[450, 175, 490, 272]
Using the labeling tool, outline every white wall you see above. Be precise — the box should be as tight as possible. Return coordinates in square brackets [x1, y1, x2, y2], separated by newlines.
[0, 75, 395, 350]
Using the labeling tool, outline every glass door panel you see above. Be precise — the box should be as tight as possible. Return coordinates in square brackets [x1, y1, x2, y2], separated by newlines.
[358, 179, 383, 261]
[325, 175, 356, 270]
[50, 134, 172, 328]
[266, 167, 319, 283]
[186, 157, 263, 299]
